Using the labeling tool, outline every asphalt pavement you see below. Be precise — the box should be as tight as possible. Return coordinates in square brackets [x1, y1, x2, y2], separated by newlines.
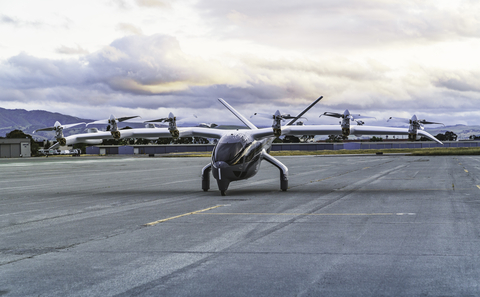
[1, 154, 480, 296]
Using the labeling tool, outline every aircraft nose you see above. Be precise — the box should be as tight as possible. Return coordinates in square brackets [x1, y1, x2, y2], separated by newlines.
[214, 161, 229, 169]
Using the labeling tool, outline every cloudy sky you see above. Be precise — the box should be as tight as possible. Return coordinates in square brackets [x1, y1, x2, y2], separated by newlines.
[1, 0, 479, 127]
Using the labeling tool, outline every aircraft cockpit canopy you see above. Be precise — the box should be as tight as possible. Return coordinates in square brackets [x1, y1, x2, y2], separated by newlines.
[213, 133, 250, 165]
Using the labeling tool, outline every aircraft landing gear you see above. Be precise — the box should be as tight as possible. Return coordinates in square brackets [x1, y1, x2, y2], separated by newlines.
[201, 163, 212, 192]
[263, 152, 289, 192]
[221, 191, 226, 196]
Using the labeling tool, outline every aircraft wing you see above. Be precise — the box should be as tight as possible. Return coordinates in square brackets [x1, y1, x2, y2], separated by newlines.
[119, 127, 227, 139]
[248, 128, 277, 140]
[177, 127, 227, 139]
[351, 126, 443, 144]
[416, 130, 443, 144]
[47, 131, 113, 149]
[280, 125, 343, 136]
[281, 125, 443, 144]
[68, 131, 114, 141]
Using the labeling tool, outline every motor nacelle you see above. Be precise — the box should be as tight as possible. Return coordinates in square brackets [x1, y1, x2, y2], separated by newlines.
[273, 127, 282, 137]
[59, 137, 67, 146]
[111, 131, 121, 139]
[170, 128, 180, 139]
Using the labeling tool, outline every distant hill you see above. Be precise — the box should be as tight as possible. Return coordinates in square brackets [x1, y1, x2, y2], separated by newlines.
[0, 108, 94, 140]
[424, 124, 480, 140]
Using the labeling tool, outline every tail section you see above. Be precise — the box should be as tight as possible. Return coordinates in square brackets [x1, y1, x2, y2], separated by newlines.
[218, 98, 258, 130]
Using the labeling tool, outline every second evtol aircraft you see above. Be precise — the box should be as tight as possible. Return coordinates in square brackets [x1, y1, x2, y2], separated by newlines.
[48, 96, 443, 195]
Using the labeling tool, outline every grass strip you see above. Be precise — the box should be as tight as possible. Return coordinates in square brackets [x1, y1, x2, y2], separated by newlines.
[158, 147, 480, 157]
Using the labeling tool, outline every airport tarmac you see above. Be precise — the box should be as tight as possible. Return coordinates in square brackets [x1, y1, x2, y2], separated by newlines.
[1, 154, 480, 296]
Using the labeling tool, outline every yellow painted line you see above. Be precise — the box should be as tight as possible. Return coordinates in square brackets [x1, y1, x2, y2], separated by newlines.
[197, 212, 394, 216]
[465, 169, 469, 173]
[477, 185, 480, 190]
[145, 205, 224, 226]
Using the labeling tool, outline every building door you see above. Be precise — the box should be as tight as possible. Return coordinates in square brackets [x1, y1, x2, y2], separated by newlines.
[21, 142, 31, 157]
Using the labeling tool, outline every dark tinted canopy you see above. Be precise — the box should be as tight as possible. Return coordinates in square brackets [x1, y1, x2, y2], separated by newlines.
[213, 134, 250, 164]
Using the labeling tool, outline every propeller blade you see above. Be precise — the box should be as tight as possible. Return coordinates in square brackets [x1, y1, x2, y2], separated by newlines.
[62, 122, 86, 129]
[283, 115, 307, 121]
[117, 116, 140, 122]
[35, 121, 86, 132]
[145, 118, 169, 123]
[86, 119, 109, 126]
[419, 120, 444, 126]
[146, 113, 175, 122]
[34, 127, 55, 133]
[285, 96, 323, 126]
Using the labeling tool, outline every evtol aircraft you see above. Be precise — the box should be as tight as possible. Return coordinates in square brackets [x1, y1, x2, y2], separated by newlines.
[45, 96, 443, 195]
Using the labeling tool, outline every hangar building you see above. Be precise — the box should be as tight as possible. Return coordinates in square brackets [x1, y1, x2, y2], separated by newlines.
[0, 139, 31, 158]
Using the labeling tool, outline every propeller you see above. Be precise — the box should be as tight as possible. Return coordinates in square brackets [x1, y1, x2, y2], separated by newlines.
[34, 121, 86, 146]
[87, 115, 140, 127]
[34, 121, 86, 133]
[320, 110, 375, 136]
[145, 112, 176, 124]
[388, 115, 444, 141]
[86, 115, 140, 139]
[251, 111, 306, 121]
[144, 112, 179, 138]
[320, 110, 375, 121]
[388, 115, 444, 126]
[251, 110, 307, 137]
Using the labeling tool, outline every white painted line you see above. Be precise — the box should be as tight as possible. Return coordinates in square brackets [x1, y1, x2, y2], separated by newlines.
[145, 205, 225, 226]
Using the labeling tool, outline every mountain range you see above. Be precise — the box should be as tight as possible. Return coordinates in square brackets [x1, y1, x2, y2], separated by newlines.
[0, 108, 244, 141]
[0, 107, 96, 140]
[1, 107, 480, 140]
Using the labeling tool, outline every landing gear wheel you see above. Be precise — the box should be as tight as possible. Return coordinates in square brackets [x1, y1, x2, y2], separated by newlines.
[282, 189, 287, 192]
[203, 189, 208, 192]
